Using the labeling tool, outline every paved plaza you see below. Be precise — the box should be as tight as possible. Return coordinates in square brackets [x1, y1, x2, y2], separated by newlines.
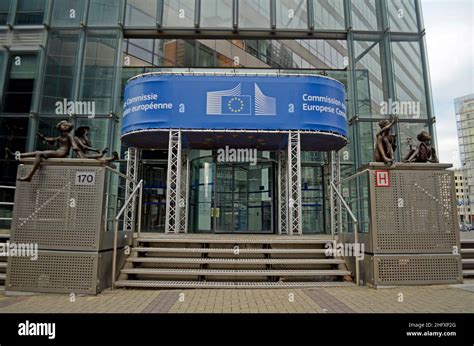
[0, 280, 472, 314]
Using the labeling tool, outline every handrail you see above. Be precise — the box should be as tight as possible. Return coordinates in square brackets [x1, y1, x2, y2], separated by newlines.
[330, 181, 360, 286]
[0, 185, 16, 221]
[111, 179, 143, 289]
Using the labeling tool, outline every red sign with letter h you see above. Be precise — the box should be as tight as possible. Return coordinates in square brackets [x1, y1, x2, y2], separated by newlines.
[375, 170, 390, 187]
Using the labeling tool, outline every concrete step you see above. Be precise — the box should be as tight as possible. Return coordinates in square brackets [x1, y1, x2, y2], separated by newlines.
[461, 249, 474, 253]
[0, 273, 5, 280]
[127, 257, 344, 265]
[138, 237, 332, 245]
[115, 280, 354, 289]
[462, 259, 474, 264]
[121, 268, 351, 276]
[133, 247, 328, 254]
[0, 262, 7, 269]
[463, 270, 474, 276]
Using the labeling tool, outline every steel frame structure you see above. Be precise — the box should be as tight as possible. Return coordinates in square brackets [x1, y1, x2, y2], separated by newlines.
[277, 150, 288, 235]
[124, 147, 138, 232]
[287, 131, 303, 236]
[165, 129, 182, 234]
[125, 129, 343, 237]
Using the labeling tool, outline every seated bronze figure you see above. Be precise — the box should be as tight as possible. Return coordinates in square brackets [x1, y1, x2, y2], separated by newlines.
[73, 126, 119, 164]
[403, 131, 439, 163]
[374, 119, 397, 165]
[5, 120, 77, 182]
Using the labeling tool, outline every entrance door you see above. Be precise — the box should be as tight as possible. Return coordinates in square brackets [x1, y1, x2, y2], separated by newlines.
[301, 165, 325, 233]
[189, 155, 274, 233]
[214, 162, 273, 233]
[141, 162, 167, 232]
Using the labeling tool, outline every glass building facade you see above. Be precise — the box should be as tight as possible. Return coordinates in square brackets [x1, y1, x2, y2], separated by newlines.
[455, 94, 474, 223]
[0, 0, 435, 233]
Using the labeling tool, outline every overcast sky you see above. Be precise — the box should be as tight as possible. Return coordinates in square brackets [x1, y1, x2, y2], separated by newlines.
[422, 0, 474, 167]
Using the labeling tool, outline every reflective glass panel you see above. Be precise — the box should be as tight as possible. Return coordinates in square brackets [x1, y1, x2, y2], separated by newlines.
[276, 0, 308, 29]
[387, 0, 418, 32]
[162, 0, 195, 27]
[41, 30, 80, 113]
[15, 0, 46, 25]
[51, 0, 85, 27]
[200, 0, 232, 28]
[125, 0, 157, 26]
[391, 41, 427, 119]
[238, 0, 271, 29]
[351, 0, 379, 31]
[79, 31, 117, 115]
[88, 0, 121, 26]
[313, 0, 344, 30]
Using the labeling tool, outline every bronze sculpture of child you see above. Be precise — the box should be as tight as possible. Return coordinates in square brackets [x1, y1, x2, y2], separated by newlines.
[73, 126, 119, 164]
[403, 131, 439, 163]
[374, 118, 396, 165]
[5, 120, 77, 182]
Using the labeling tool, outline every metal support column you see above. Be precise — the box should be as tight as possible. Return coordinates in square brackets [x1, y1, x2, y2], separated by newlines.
[124, 147, 138, 232]
[178, 149, 189, 233]
[165, 129, 182, 234]
[277, 150, 288, 235]
[334, 151, 342, 236]
[287, 131, 302, 235]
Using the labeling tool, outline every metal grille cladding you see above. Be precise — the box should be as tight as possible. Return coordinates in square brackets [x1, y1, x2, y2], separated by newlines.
[7, 251, 99, 294]
[373, 255, 462, 285]
[11, 165, 106, 251]
[370, 170, 458, 253]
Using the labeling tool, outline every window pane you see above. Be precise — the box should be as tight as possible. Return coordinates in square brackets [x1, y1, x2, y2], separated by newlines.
[276, 0, 308, 29]
[15, 0, 46, 25]
[3, 54, 38, 113]
[313, 0, 345, 30]
[391, 41, 427, 119]
[354, 41, 385, 118]
[79, 31, 117, 115]
[162, 0, 195, 27]
[41, 30, 80, 113]
[0, 0, 11, 25]
[51, 0, 85, 27]
[88, 0, 121, 26]
[0, 117, 28, 186]
[238, 0, 271, 29]
[351, 0, 379, 31]
[125, 0, 156, 26]
[200, 0, 232, 28]
[387, 0, 418, 32]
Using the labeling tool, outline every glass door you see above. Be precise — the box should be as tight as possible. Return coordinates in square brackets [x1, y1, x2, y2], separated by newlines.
[189, 155, 275, 234]
[301, 165, 325, 234]
[141, 162, 167, 232]
[214, 162, 273, 233]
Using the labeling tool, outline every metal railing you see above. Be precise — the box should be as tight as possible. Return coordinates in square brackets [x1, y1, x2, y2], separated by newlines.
[0, 185, 16, 224]
[330, 181, 360, 286]
[110, 177, 143, 289]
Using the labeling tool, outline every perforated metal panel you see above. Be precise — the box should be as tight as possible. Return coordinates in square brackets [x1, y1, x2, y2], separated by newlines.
[6, 251, 100, 294]
[369, 167, 459, 253]
[363, 254, 463, 286]
[11, 164, 106, 251]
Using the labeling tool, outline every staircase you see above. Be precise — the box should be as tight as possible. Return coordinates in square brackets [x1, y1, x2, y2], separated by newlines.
[115, 235, 353, 289]
[0, 231, 9, 291]
[461, 236, 474, 278]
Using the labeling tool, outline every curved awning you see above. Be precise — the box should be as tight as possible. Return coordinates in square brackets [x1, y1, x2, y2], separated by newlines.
[121, 72, 348, 151]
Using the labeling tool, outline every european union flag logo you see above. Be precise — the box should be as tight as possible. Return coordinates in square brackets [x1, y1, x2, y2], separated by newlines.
[221, 96, 251, 115]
